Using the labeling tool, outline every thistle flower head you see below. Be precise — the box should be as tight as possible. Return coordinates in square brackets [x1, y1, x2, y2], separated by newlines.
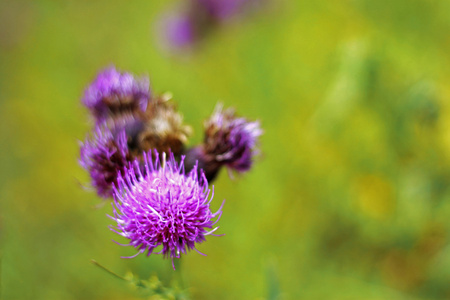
[204, 104, 262, 172]
[111, 151, 223, 267]
[137, 94, 192, 156]
[82, 67, 151, 122]
[79, 125, 130, 198]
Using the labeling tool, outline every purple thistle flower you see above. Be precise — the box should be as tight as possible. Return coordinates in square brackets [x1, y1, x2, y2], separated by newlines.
[158, 0, 265, 51]
[110, 151, 223, 268]
[82, 67, 151, 123]
[185, 104, 262, 181]
[206, 104, 262, 171]
[79, 125, 131, 198]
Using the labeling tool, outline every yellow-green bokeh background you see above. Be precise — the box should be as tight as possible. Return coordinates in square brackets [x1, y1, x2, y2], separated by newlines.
[1, 0, 450, 299]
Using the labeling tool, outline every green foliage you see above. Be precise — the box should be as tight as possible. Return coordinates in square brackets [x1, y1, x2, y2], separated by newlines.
[91, 260, 188, 300]
[0, 0, 449, 299]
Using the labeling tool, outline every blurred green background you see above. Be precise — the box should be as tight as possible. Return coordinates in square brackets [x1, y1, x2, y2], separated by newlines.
[1, 0, 450, 299]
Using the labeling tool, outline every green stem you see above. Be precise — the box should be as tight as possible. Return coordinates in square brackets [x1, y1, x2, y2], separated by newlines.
[91, 259, 129, 282]
[173, 258, 187, 293]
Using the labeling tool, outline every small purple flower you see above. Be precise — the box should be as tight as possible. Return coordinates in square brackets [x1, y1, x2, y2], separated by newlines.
[185, 104, 262, 181]
[79, 125, 130, 198]
[110, 151, 223, 268]
[82, 67, 151, 122]
[160, 10, 198, 49]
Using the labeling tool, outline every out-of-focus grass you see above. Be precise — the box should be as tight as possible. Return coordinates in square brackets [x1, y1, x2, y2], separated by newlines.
[0, 0, 449, 299]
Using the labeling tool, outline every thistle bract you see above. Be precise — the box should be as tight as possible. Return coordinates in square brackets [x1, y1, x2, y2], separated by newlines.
[111, 151, 223, 267]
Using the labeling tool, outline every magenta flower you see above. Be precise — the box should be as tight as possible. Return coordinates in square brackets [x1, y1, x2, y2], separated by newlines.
[110, 151, 223, 268]
[79, 125, 130, 198]
[82, 67, 151, 122]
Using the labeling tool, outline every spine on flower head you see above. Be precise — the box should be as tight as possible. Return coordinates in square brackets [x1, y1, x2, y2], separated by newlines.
[184, 103, 262, 182]
[79, 125, 132, 198]
[110, 150, 223, 268]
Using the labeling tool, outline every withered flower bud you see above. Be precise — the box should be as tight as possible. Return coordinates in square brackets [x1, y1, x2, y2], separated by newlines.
[137, 93, 192, 157]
